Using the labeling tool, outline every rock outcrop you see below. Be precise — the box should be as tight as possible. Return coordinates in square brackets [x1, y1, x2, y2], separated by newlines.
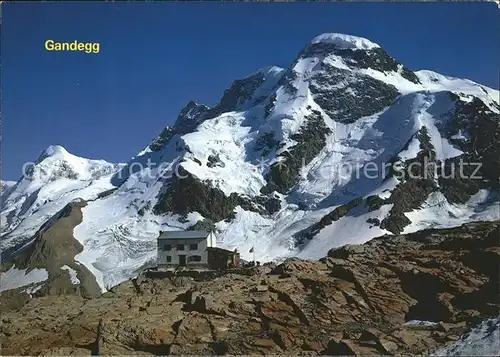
[1, 221, 498, 355]
[0, 200, 101, 312]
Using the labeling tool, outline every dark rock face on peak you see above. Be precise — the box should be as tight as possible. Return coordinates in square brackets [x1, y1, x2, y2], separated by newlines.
[295, 93, 499, 241]
[149, 126, 175, 152]
[261, 110, 331, 194]
[379, 126, 439, 234]
[293, 197, 363, 246]
[153, 167, 281, 222]
[299, 41, 420, 84]
[1, 221, 498, 355]
[149, 101, 210, 152]
[336, 47, 420, 83]
[205, 68, 285, 119]
[437, 95, 500, 204]
[206, 69, 284, 119]
[215, 72, 266, 112]
[149, 68, 282, 153]
[309, 64, 399, 123]
[152, 167, 241, 222]
[173, 100, 210, 131]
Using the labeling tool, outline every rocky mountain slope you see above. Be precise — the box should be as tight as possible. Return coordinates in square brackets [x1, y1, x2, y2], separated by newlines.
[0, 200, 101, 312]
[1, 221, 498, 355]
[1, 33, 499, 292]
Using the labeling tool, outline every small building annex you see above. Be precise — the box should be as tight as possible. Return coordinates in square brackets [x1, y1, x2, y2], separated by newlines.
[157, 230, 240, 270]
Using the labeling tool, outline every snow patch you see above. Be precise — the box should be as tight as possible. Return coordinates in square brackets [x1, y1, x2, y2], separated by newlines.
[404, 320, 440, 329]
[40, 145, 69, 159]
[0, 266, 49, 292]
[431, 317, 500, 356]
[60, 265, 80, 285]
[1, 180, 16, 191]
[181, 112, 267, 196]
[416, 70, 500, 112]
[311, 33, 380, 50]
[21, 283, 44, 298]
[403, 190, 499, 234]
[297, 204, 393, 260]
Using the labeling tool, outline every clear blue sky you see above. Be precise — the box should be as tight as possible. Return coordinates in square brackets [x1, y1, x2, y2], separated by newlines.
[2, 1, 499, 181]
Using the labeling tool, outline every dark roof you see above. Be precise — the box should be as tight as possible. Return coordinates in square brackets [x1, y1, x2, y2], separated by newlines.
[158, 230, 209, 240]
[207, 247, 239, 255]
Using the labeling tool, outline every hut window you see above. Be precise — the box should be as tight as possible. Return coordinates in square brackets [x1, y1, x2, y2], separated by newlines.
[177, 244, 185, 250]
[188, 255, 202, 262]
[166, 256, 172, 263]
[189, 243, 198, 250]
[163, 244, 172, 251]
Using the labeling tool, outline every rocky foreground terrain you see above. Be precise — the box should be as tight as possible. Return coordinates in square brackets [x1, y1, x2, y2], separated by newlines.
[0, 220, 498, 355]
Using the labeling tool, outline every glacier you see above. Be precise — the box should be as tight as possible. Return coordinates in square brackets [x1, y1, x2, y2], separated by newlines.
[1, 32, 499, 291]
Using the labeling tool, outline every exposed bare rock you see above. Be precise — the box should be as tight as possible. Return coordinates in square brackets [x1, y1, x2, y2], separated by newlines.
[1, 221, 498, 355]
[0, 200, 101, 312]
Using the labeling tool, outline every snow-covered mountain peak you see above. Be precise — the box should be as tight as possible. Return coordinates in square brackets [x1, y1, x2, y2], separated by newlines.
[23, 145, 119, 185]
[1, 146, 122, 250]
[42, 145, 68, 157]
[36, 145, 70, 163]
[310, 33, 380, 50]
[293, 32, 422, 92]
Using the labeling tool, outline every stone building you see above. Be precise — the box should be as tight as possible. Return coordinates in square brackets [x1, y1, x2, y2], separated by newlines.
[157, 230, 215, 267]
[157, 230, 240, 269]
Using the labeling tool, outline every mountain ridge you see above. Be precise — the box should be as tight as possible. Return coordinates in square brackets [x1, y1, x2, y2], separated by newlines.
[1, 32, 499, 292]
